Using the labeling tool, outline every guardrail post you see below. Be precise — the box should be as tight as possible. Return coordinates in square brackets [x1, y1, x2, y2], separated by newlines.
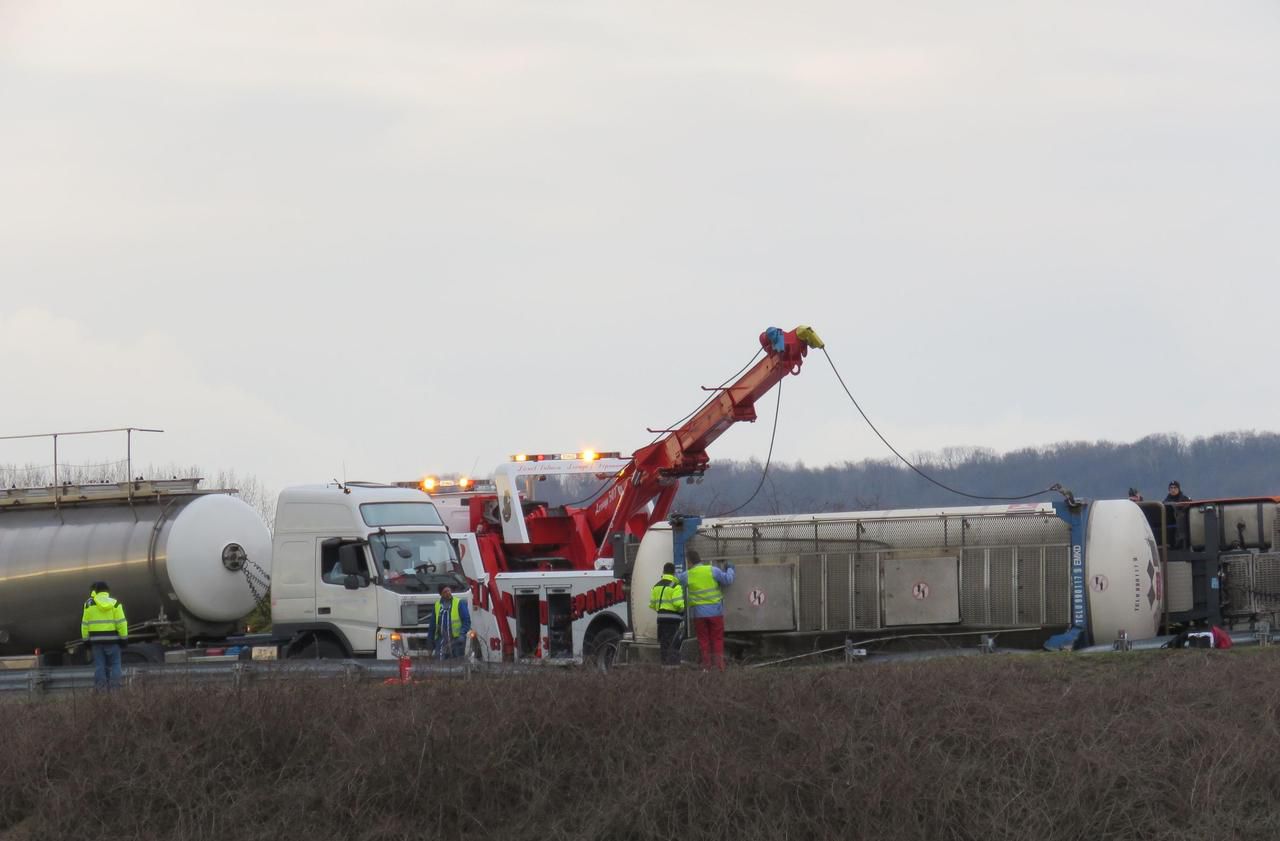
[27, 668, 49, 698]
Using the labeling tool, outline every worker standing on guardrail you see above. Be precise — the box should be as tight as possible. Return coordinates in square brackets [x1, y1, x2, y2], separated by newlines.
[428, 585, 471, 660]
[80, 581, 128, 691]
[649, 562, 686, 666]
[679, 550, 734, 671]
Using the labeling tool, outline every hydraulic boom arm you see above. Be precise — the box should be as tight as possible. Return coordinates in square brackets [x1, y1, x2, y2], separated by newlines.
[583, 325, 823, 559]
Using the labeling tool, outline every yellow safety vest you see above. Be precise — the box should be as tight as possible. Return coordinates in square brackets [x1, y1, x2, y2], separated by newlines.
[685, 564, 722, 607]
[649, 575, 685, 615]
[435, 598, 463, 637]
[81, 592, 128, 642]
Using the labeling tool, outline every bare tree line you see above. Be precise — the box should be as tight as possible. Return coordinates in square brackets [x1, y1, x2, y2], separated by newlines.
[539, 430, 1280, 516]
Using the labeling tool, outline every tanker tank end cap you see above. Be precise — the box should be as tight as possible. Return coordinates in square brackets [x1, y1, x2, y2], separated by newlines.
[221, 543, 248, 571]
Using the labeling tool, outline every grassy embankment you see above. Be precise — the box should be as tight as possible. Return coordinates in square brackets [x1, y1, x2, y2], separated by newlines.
[2, 650, 1279, 841]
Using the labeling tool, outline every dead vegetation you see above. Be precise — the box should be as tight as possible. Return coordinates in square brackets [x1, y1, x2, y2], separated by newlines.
[3, 651, 1280, 841]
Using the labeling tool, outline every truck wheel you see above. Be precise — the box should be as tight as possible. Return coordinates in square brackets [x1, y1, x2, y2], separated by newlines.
[289, 636, 345, 660]
[584, 628, 621, 672]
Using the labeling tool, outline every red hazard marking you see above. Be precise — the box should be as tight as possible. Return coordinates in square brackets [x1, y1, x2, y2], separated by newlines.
[912, 582, 930, 600]
[1090, 574, 1110, 593]
[749, 588, 766, 607]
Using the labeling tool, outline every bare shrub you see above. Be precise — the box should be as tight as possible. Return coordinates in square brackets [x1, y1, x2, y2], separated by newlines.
[2, 653, 1279, 840]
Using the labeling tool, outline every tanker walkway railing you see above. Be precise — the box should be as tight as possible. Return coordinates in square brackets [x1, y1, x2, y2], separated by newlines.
[0, 659, 537, 698]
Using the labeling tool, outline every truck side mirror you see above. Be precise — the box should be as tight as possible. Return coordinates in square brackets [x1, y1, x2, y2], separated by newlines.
[338, 544, 364, 576]
[343, 574, 361, 590]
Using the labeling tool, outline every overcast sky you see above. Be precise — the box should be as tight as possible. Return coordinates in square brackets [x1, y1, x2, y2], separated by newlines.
[1, 2, 1277, 493]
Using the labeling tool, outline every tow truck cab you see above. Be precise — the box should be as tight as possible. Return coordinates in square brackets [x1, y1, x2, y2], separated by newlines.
[453, 531, 628, 667]
[270, 483, 468, 659]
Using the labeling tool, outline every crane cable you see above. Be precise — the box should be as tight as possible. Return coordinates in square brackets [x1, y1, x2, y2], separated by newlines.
[559, 349, 766, 509]
[820, 347, 1061, 502]
[709, 379, 782, 517]
[645, 348, 765, 448]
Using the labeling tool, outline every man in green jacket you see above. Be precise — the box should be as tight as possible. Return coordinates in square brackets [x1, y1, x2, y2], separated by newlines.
[81, 581, 128, 691]
[649, 562, 685, 666]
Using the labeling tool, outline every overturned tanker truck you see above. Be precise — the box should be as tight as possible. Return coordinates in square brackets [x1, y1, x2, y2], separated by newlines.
[623, 494, 1280, 660]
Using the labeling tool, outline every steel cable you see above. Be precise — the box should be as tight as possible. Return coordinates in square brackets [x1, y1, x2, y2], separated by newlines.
[560, 348, 767, 509]
[709, 379, 782, 517]
[821, 347, 1060, 501]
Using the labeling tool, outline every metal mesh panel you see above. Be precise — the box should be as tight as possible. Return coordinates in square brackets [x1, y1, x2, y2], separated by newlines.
[854, 554, 879, 629]
[697, 511, 1069, 560]
[963, 515, 1070, 547]
[960, 548, 987, 624]
[1222, 554, 1255, 619]
[988, 547, 1015, 626]
[1044, 545, 1070, 625]
[825, 553, 853, 630]
[798, 554, 823, 631]
[1016, 546, 1044, 625]
[1254, 553, 1280, 615]
[1222, 552, 1280, 620]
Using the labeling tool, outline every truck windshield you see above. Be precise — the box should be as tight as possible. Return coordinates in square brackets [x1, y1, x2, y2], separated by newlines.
[371, 531, 467, 594]
[360, 502, 443, 527]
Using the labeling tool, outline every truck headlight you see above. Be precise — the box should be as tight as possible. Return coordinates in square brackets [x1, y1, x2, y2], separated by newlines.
[401, 603, 419, 626]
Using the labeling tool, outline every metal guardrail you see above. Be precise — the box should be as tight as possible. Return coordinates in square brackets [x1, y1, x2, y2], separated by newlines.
[0, 658, 535, 698]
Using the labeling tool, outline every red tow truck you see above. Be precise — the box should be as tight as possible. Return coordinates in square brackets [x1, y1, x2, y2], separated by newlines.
[431, 325, 823, 666]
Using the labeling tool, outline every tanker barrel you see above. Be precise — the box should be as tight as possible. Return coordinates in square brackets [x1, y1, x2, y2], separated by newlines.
[0, 491, 271, 656]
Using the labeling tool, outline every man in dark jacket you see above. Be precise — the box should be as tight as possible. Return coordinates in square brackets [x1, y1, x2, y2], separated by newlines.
[1163, 481, 1192, 548]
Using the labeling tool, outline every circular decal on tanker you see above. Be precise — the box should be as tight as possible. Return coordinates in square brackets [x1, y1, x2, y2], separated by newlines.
[1090, 574, 1110, 593]
[748, 588, 766, 607]
[912, 582, 930, 600]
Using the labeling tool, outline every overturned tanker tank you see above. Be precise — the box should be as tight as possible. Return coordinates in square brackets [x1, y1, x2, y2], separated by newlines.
[0, 479, 272, 659]
[628, 499, 1162, 656]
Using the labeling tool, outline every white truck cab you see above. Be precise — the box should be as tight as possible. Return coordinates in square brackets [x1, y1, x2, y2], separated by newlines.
[270, 483, 468, 659]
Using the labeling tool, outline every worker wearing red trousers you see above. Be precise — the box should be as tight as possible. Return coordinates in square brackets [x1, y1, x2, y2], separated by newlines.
[679, 549, 735, 671]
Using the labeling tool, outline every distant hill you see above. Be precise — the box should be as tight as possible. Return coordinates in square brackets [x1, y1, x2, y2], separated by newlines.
[540, 431, 1280, 516]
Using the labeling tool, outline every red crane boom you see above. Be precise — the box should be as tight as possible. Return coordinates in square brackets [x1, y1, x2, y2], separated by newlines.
[580, 325, 823, 559]
[470, 325, 822, 571]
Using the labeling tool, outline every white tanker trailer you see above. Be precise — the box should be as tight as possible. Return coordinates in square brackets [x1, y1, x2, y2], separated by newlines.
[0, 479, 272, 662]
[626, 499, 1165, 657]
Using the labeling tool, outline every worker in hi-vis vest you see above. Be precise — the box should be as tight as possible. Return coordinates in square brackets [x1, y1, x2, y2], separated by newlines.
[648, 562, 686, 666]
[429, 584, 471, 660]
[81, 581, 128, 691]
[678, 549, 735, 671]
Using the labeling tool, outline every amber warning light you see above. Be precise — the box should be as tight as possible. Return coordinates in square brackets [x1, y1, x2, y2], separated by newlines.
[509, 450, 621, 462]
[420, 476, 476, 491]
